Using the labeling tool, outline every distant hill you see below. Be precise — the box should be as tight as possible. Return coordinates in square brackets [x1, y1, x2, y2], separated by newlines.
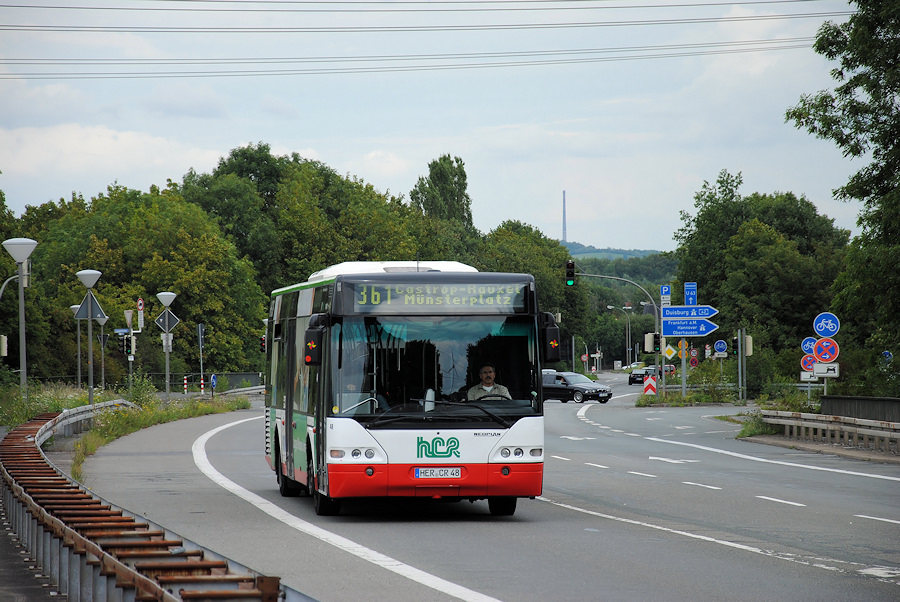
[562, 241, 660, 260]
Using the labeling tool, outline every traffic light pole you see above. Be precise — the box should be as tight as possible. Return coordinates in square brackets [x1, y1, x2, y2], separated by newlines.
[572, 270, 662, 397]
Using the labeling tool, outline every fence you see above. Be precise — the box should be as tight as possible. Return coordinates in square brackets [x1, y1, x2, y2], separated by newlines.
[820, 395, 900, 423]
[760, 410, 899, 454]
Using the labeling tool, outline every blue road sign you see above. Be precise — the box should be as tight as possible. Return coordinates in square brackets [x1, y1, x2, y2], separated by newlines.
[662, 318, 719, 337]
[684, 282, 697, 306]
[884, 350, 894, 364]
[660, 285, 671, 296]
[801, 336, 817, 354]
[714, 339, 727, 353]
[813, 312, 840, 337]
[662, 305, 719, 319]
[211, 373, 218, 389]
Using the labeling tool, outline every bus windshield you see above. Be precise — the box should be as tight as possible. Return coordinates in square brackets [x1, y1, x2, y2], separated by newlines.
[330, 315, 541, 425]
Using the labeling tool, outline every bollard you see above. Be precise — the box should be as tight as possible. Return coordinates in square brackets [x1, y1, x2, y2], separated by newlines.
[183, 375, 187, 395]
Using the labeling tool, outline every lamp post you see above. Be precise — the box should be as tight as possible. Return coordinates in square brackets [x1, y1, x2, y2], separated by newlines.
[96, 316, 108, 390]
[3, 238, 38, 401]
[76, 269, 101, 405]
[607, 305, 631, 368]
[157, 291, 177, 401]
[70, 305, 82, 387]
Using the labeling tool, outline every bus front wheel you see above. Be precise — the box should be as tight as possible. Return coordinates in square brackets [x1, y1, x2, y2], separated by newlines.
[488, 497, 517, 516]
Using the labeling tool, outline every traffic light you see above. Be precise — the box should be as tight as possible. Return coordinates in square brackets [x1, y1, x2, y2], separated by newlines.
[732, 336, 739, 354]
[644, 332, 662, 353]
[260, 335, 266, 353]
[126, 335, 135, 355]
[565, 260, 576, 286]
[118, 335, 126, 354]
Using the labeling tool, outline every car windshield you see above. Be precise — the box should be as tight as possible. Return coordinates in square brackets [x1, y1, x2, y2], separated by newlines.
[563, 373, 594, 385]
[329, 315, 541, 425]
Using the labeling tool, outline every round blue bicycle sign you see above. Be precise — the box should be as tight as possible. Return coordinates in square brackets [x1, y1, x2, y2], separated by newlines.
[802, 336, 817, 354]
[714, 339, 727, 353]
[813, 312, 840, 337]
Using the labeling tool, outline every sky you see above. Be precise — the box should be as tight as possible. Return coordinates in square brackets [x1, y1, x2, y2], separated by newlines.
[0, 1, 862, 253]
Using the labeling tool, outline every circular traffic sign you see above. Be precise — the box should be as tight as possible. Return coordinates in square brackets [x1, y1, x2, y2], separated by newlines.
[689, 348, 699, 358]
[813, 312, 840, 337]
[801, 336, 817, 354]
[884, 350, 894, 364]
[137, 297, 144, 311]
[813, 337, 840, 363]
[801, 354, 816, 372]
[689, 357, 699, 367]
[714, 339, 727, 353]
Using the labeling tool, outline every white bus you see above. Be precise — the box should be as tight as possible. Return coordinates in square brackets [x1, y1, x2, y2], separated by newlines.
[264, 261, 560, 516]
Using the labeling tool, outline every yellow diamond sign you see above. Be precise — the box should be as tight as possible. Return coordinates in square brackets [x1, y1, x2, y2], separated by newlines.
[664, 345, 677, 360]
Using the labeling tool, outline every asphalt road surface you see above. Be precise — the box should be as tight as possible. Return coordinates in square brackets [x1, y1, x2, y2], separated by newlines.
[29, 373, 900, 600]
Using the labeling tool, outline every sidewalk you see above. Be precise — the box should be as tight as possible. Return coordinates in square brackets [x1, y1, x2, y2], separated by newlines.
[745, 433, 900, 465]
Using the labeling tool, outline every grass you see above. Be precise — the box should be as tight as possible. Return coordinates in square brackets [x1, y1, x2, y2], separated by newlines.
[1, 379, 250, 482]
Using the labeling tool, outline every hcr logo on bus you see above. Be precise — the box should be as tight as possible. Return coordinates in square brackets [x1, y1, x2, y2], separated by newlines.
[417, 436, 461, 458]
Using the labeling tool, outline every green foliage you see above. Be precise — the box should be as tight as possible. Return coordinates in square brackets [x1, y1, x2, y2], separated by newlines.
[409, 154, 474, 228]
[737, 412, 782, 438]
[786, 1, 900, 367]
[686, 359, 737, 404]
[0, 383, 112, 427]
[70, 396, 251, 481]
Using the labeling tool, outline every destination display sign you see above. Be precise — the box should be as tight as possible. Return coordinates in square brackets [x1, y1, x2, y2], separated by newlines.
[350, 282, 528, 314]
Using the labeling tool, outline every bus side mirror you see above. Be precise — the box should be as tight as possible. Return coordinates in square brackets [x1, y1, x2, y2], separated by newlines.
[540, 312, 561, 363]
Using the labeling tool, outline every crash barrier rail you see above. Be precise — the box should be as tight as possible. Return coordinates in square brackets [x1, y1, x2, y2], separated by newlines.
[0, 402, 310, 602]
[820, 395, 900, 423]
[760, 410, 899, 454]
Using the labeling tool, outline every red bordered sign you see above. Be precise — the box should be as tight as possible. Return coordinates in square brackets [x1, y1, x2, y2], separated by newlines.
[813, 337, 840, 363]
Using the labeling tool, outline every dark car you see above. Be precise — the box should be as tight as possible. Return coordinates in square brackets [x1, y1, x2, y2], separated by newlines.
[542, 371, 611, 403]
[628, 368, 651, 385]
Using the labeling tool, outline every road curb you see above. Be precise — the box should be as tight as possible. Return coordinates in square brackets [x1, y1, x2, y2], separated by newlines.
[744, 434, 900, 465]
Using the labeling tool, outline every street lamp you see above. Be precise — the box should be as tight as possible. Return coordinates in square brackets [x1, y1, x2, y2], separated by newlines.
[157, 291, 176, 400]
[3, 237, 38, 401]
[76, 269, 101, 405]
[607, 304, 632, 367]
[96, 316, 108, 390]
[70, 304, 82, 387]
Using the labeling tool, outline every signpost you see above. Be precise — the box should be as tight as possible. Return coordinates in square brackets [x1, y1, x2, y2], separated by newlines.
[813, 312, 840, 337]
[662, 318, 719, 337]
[662, 305, 719, 319]
[812, 337, 840, 363]
[684, 282, 697, 306]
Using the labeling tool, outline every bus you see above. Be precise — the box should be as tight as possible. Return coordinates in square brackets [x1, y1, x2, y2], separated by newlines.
[264, 261, 560, 516]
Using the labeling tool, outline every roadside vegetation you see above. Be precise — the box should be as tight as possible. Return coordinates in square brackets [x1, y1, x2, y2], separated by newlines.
[1, 377, 250, 482]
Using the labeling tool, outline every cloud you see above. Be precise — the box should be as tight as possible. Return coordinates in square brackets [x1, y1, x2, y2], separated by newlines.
[0, 124, 220, 207]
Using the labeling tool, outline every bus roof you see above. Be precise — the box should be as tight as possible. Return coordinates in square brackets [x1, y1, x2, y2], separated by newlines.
[307, 261, 477, 282]
[271, 261, 478, 296]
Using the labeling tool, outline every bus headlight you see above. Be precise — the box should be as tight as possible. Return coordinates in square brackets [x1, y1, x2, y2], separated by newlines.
[365, 449, 375, 459]
[351, 449, 362, 459]
[514, 448, 524, 458]
[501, 448, 511, 458]
[330, 449, 345, 458]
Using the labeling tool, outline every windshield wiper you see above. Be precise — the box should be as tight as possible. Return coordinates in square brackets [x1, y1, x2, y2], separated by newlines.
[429, 399, 512, 428]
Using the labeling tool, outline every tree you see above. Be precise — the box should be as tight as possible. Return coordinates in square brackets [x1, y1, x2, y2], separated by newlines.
[409, 155, 474, 228]
[786, 1, 900, 357]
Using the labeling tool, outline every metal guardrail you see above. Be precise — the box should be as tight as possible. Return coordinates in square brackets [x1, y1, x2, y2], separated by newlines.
[760, 410, 899, 454]
[0, 401, 311, 602]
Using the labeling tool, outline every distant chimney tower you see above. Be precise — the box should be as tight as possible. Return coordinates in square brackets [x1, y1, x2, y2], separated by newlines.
[562, 190, 567, 242]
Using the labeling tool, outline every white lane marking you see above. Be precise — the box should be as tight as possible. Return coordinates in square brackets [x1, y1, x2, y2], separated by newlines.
[193, 416, 500, 602]
[756, 496, 806, 507]
[560, 436, 596, 440]
[628, 471, 658, 478]
[551, 455, 572, 461]
[645, 437, 900, 482]
[537, 496, 899, 582]
[855, 515, 900, 525]
[649, 457, 700, 464]
[683, 482, 722, 490]
[585, 463, 609, 469]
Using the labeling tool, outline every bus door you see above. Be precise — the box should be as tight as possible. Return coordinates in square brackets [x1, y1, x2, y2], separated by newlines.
[281, 318, 298, 477]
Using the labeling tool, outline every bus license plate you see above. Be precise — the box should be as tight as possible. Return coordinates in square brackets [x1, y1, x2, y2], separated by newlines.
[415, 467, 461, 479]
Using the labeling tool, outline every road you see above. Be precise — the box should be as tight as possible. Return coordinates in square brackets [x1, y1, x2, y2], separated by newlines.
[77, 372, 900, 601]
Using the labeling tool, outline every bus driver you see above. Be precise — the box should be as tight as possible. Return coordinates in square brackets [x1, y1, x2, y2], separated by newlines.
[468, 363, 512, 401]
